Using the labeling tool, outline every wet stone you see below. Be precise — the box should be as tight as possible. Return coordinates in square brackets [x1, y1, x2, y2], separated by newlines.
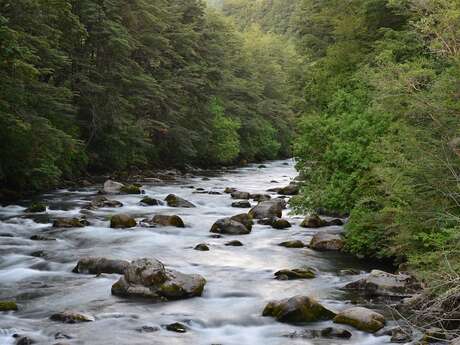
[278, 240, 305, 248]
[225, 240, 243, 246]
[30, 234, 56, 241]
[50, 311, 95, 323]
[194, 243, 210, 251]
[165, 322, 187, 333]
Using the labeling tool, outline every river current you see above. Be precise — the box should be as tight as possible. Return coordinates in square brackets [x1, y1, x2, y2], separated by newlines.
[0, 160, 395, 345]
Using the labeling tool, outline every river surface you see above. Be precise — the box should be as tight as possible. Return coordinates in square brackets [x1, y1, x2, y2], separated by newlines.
[0, 160, 396, 345]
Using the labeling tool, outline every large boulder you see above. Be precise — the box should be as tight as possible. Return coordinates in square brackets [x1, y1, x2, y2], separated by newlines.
[151, 215, 185, 228]
[249, 200, 283, 219]
[344, 270, 420, 298]
[72, 257, 129, 275]
[111, 258, 206, 301]
[333, 307, 385, 332]
[262, 295, 336, 324]
[120, 184, 142, 194]
[110, 214, 137, 229]
[103, 180, 124, 194]
[271, 218, 291, 229]
[309, 233, 344, 251]
[231, 191, 251, 200]
[86, 196, 123, 209]
[165, 194, 195, 208]
[53, 217, 89, 228]
[210, 217, 251, 235]
[278, 182, 300, 195]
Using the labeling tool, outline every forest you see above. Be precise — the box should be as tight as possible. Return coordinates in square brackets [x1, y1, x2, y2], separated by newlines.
[1, 0, 460, 319]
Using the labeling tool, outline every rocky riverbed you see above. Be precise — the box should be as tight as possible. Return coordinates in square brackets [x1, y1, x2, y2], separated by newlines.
[0, 160, 421, 344]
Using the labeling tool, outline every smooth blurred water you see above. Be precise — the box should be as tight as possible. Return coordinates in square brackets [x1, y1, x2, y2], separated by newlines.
[0, 160, 395, 344]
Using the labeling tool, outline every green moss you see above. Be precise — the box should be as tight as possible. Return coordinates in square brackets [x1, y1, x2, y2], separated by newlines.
[120, 185, 141, 194]
[26, 203, 46, 213]
[0, 301, 18, 311]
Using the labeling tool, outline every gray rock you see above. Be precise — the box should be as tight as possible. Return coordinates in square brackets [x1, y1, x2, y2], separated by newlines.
[103, 180, 124, 194]
[231, 191, 251, 199]
[194, 243, 210, 251]
[334, 307, 385, 332]
[140, 197, 163, 206]
[251, 194, 271, 202]
[249, 200, 283, 219]
[231, 200, 251, 208]
[284, 327, 352, 339]
[110, 214, 136, 228]
[210, 218, 251, 235]
[309, 233, 344, 251]
[50, 311, 95, 323]
[53, 217, 89, 228]
[72, 257, 129, 275]
[278, 240, 305, 248]
[271, 218, 291, 229]
[85, 196, 123, 209]
[278, 182, 299, 195]
[165, 322, 187, 333]
[344, 270, 420, 298]
[165, 194, 196, 208]
[225, 240, 243, 246]
[111, 258, 206, 301]
[274, 268, 316, 280]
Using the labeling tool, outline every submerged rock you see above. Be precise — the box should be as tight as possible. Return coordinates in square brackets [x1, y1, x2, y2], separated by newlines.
[231, 200, 251, 208]
[334, 307, 385, 332]
[110, 214, 137, 229]
[274, 268, 316, 280]
[284, 327, 352, 339]
[103, 180, 124, 194]
[85, 196, 123, 209]
[344, 270, 420, 298]
[231, 191, 251, 200]
[26, 203, 46, 213]
[194, 243, 210, 251]
[50, 311, 95, 323]
[249, 200, 283, 219]
[224, 187, 237, 194]
[0, 300, 18, 311]
[309, 233, 344, 251]
[30, 234, 56, 241]
[53, 217, 89, 228]
[225, 240, 243, 246]
[278, 240, 305, 248]
[72, 257, 129, 275]
[165, 322, 187, 333]
[13, 335, 34, 345]
[263, 295, 336, 324]
[165, 194, 195, 208]
[151, 215, 185, 228]
[111, 258, 206, 301]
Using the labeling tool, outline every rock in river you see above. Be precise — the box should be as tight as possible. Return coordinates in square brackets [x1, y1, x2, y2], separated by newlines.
[85, 196, 123, 209]
[210, 215, 252, 235]
[111, 258, 206, 301]
[249, 200, 283, 219]
[151, 215, 185, 228]
[333, 307, 385, 332]
[50, 311, 95, 323]
[231, 200, 251, 208]
[72, 257, 129, 275]
[53, 217, 89, 228]
[285, 327, 352, 340]
[0, 300, 18, 311]
[110, 214, 137, 229]
[26, 202, 47, 213]
[231, 191, 251, 199]
[309, 233, 344, 251]
[165, 194, 196, 208]
[301, 214, 343, 228]
[278, 240, 305, 248]
[344, 270, 420, 298]
[278, 182, 300, 195]
[274, 268, 316, 280]
[271, 218, 291, 229]
[103, 179, 124, 194]
[225, 240, 243, 246]
[140, 196, 163, 206]
[194, 243, 210, 251]
[262, 295, 336, 324]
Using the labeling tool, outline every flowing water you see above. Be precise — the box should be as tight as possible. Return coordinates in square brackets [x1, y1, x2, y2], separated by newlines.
[0, 160, 396, 345]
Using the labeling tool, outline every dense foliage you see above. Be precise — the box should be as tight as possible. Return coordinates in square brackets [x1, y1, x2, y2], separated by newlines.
[291, 0, 460, 279]
[0, 0, 299, 195]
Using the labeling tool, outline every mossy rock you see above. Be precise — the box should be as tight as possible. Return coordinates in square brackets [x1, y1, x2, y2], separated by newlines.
[152, 215, 185, 228]
[275, 268, 316, 280]
[140, 196, 162, 206]
[279, 240, 305, 248]
[333, 307, 385, 332]
[0, 300, 18, 311]
[110, 214, 137, 228]
[272, 218, 291, 229]
[26, 203, 46, 213]
[263, 295, 336, 324]
[120, 185, 142, 194]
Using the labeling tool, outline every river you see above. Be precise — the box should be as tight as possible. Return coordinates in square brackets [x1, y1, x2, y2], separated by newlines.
[0, 159, 396, 345]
